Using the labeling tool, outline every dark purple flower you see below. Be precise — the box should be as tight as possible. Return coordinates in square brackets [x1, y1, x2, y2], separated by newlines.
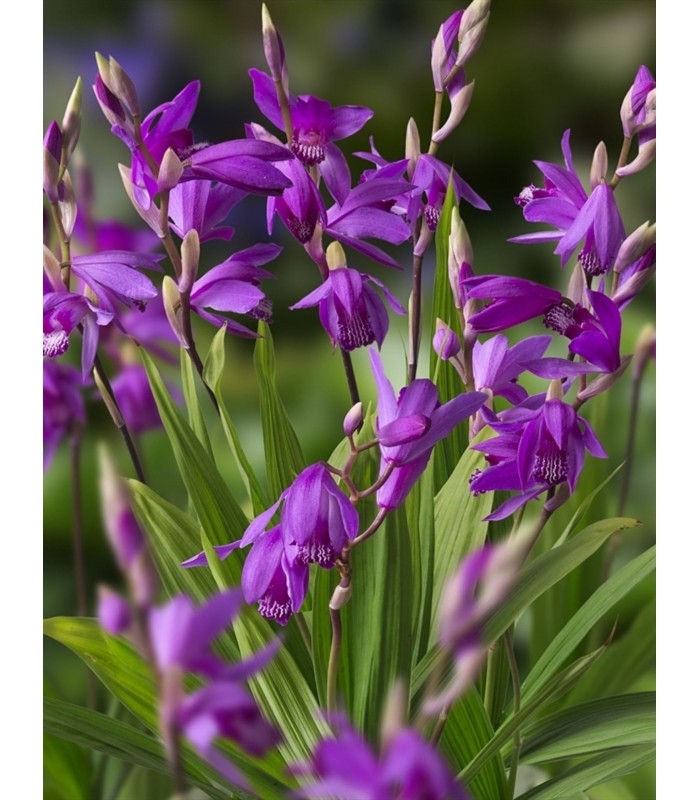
[178, 681, 279, 787]
[249, 68, 373, 167]
[70, 251, 161, 315]
[168, 179, 246, 242]
[43, 361, 85, 470]
[472, 334, 551, 404]
[370, 349, 486, 509]
[510, 130, 625, 274]
[186, 243, 282, 337]
[110, 364, 162, 434]
[295, 721, 468, 800]
[566, 291, 622, 373]
[291, 265, 405, 351]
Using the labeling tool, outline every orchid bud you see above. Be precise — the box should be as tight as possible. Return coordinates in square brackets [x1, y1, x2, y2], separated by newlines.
[343, 402, 364, 437]
[157, 147, 184, 193]
[620, 65, 655, 138]
[43, 121, 63, 202]
[614, 221, 656, 274]
[163, 275, 189, 348]
[577, 356, 632, 402]
[93, 72, 126, 126]
[615, 138, 656, 178]
[430, 18, 450, 91]
[58, 172, 77, 238]
[61, 77, 83, 161]
[405, 118, 421, 180]
[326, 240, 347, 271]
[108, 56, 141, 117]
[179, 229, 200, 294]
[448, 209, 474, 308]
[99, 445, 145, 572]
[432, 80, 475, 144]
[590, 141, 608, 188]
[433, 321, 461, 360]
[632, 324, 655, 381]
[380, 680, 407, 752]
[413, 217, 433, 257]
[329, 582, 352, 610]
[118, 164, 163, 235]
[43, 246, 63, 291]
[97, 586, 132, 635]
[567, 262, 587, 306]
[456, 0, 491, 66]
[262, 3, 286, 84]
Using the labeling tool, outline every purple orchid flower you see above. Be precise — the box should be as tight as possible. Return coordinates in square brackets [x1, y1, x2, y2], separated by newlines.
[472, 334, 552, 404]
[168, 179, 246, 242]
[43, 361, 85, 470]
[110, 364, 162, 434]
[566, 291, 622, 373]
[510, 130, 625, 275]
[186, 243, 282, 337]
[294, 720, 468, 800]
[249, 67, 373, 169]
[178, 681, 280, 788]
[620, 65, 656, 140]
[370, 349, 487, 509]
[290, 266, 406, 351]
[470, 387, 607, 519]
[70, 251, 162, 315]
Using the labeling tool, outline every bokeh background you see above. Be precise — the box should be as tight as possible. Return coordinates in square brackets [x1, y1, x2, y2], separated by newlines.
[44, 1, 655, 797]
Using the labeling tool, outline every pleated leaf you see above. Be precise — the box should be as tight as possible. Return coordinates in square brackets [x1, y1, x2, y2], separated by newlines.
[513, 693, 655, 764]
[515, 744, 655, 799]
[43, 617, 292, 798]
[253, 320, 305, 498]
[204, 325, 269, 516]
[522, 546, 655, 703]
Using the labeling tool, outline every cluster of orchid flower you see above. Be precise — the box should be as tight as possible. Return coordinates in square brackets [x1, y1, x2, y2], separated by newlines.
[43, 1, 655, 797]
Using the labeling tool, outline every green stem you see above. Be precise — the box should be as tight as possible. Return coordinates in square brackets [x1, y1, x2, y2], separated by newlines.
[408, 251, 424, 383]
[610, 136, 632, 189]
[341, 349, 361, 407]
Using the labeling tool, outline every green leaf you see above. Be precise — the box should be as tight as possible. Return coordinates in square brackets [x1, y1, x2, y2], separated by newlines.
[428, 183, 468, 488]
[204, 325, 269, 516]
[522, 546, 655, 704]
[43, 617, 290, 798]
[515, 744, 655, 799]
[458, 645, 607, 785]
[555, 463, 626, 546]
[513, 693, 655, 765]
[482, 518, 640, 643]
[568, 599, 656, 705]
[254, 321, 305, 498]
[44, 725, 92, 800]
[140, 349, 249, 575]
[430, 431, 494, 638]
[440, 690, 508, 800]
[44, 697, 235, 800]
[180, 347, 214, 460]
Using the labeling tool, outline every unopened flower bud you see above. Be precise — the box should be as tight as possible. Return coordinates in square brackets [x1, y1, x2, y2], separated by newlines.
[118, 164, 163, 235]
[456, 0, 491, 66]
[430, 20, 449, 91]
[448, 209, 474, 308]
[329, 582, 352, 610]
[262, 3, 286, 83]
[97, 585, 132, 635]
[620, 65, 655, 138]
[546, 379, 564, 402]
[567, 262, 586, 306]
[43, 121, 63, 202]
[130, 548, 159, 610]
[615, 139, 656, 178]
[405, 118, 421, 180]
[432, 80, 475, 144]
[326, 241, 347, 271]
[343, 402, 364, 437]
[577, 356, 632, 401]
[380, 680, 407, 752]
[590, 141, 608, 188]
[108, 56, 140, 117]
[614, 221, 656, 274]
[157, 147, 184, 193]
[99, 445, 145, 572]
[43, 245, 64, 291]
[93, 72, 126, 126]
[61, 77, 83, 161]
[632, 324, 655, 381]
[58, 171, 77, 238]
[179, 229, 200, 295]
[433, 321, 461, 360]
[162, 275, 189, 348]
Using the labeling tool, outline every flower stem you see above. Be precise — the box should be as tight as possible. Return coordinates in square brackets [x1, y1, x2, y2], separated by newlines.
[408, 252, 424, 383]
[504, 627, 522, 800]
[350, 508, 389, 548]
[70, 434, 96, 708]
[609, 136, 632, 189]
[341, 349, 361, 407]
[93, 355, 147, 484]
[428, 91, 444, 156]
[326, 604, 343, 714]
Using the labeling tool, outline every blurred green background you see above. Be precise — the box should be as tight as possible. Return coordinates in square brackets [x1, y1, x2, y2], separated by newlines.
[44, 1, 655, 797]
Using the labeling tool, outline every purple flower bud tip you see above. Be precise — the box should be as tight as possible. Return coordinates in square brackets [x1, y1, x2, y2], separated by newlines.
[343, 402, 364, 437]
[97, 586, 132, 635]
[433, 325, 461, 360]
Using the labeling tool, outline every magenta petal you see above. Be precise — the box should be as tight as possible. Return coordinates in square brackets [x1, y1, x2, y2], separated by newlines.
[241, 528, 285, 604]
[248, 68, 285, 130]
[378, 414, 432, 447]
[181, 541, 240, 568]
[191, 280, 265, 314]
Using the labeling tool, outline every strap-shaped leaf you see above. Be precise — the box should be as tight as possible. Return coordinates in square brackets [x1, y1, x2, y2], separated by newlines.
[140, 349, 249, 569]
[513, 693, 655, 764]
[43, 617, 292, 798]
[515, 744, 655, 799]
[522, 546, 655, 703]
[253, 321, 305, 498]
[204, 325, 269, 516]
[44, 697, 236, 800]
[180, 347, 214, 460]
